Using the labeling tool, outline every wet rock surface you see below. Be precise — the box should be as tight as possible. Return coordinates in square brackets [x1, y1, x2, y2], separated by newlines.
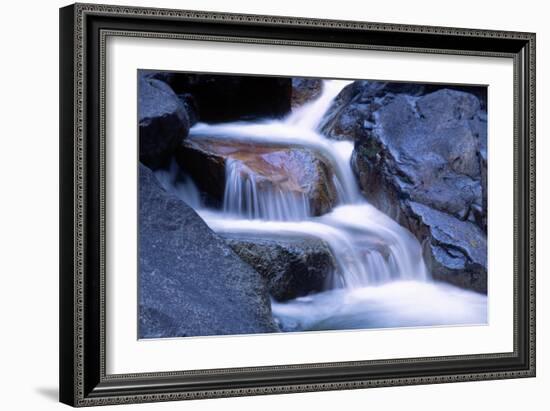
[225, 235, 337, 301]
[406, 202, 487, 293]
[291, 78, 323, 108]
[139, 164, 279, 338]
[175, 138, 338, 215]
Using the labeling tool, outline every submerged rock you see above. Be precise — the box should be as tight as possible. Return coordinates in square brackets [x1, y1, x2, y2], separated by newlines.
[142, 70, 292, 123]
[175, 138, 338, 215]
[139, 164, 278, 338]
[333, 81, 488, 293]
[138, 77, 190, 168]
[225, 235, 337, 301]
[291, 78, 323, 108]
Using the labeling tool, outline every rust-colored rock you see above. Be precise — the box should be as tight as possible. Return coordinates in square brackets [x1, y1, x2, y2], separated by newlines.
[175, 138, 338, 215]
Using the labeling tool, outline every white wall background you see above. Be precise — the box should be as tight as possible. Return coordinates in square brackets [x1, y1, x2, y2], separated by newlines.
[0, 0, 545, 409]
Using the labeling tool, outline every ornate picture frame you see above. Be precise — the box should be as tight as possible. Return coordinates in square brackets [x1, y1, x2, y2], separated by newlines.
[59, 3, 535, 407]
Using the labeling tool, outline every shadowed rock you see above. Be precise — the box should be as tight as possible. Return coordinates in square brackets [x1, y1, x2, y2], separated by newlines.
[291, 78, 323, 108]
[139, 77, 189, 168]
[142, 70, 292, 123]
[139, 164, 279, 338]
[225, 235, 337, 301]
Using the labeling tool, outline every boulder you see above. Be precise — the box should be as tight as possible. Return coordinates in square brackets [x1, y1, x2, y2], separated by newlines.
[142, 70, 292, 123]
[139, 77, 190, 168]
[175, 138, 338, 215]
[225, 235, 337, 301]
[352, 89, 487, 226]
[174, 139, 227, 207]
[319, 81, 426, 141]
[406, 202, 487, 293]
[320, 80, 487, 141]
[318, 81, 367, 141]
[341, 83, 487, 292]
[291, 78, 323, 108]
[139, 164, 279, 338]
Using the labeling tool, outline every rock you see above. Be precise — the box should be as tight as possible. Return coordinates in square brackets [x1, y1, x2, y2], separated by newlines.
[139, 164, 278, 338]
[320, 80, 487, 142]
[139, 77, 190, 168]
[406, 202, 487, 293]
[174, 139, 227, 207]
[142, 71, 292, 123]
[346, 83, 487, 293]
[319, 81, 427, 141]
[176, 93, 200, 127]
[318, 81, 368, 141]
[140, 70, 174, 84]
[225, 235, 337, 301]
[352, 89, 487, 225]
[175, 138, 338, 215]
[291, 78, 323, 108]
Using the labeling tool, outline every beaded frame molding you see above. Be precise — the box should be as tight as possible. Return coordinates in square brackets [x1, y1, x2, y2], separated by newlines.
[59, 3, 536, 407]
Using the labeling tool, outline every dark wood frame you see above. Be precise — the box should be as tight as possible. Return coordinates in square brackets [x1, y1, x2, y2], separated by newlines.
[59, 3, 536, 407]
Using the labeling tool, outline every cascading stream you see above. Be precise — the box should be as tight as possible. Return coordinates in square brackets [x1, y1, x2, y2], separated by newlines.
[159, 79, 487, 331]
[189, 79, 426, 288]
[222, 158, 311, 221]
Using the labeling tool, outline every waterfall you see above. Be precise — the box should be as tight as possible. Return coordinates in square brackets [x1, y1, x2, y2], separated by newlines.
[187, 80, 428, 288]
[286, 80, 353, 130]
[202, 203, 427, 289]
[189, 121, 360, 204]
[161, 78, 486, 332]
[222, 158, 311, 221]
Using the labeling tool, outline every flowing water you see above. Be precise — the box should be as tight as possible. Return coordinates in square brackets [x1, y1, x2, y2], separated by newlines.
[157, 80, 487, 332]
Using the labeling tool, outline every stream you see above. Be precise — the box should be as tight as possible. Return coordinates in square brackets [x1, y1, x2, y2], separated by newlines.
[157, 80, 487, 332]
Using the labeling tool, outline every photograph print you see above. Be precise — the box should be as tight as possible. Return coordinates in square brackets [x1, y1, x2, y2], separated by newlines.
[138, 71, 488, 339]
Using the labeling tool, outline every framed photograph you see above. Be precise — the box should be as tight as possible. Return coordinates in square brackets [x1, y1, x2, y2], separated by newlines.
[59, 3, 536, 407]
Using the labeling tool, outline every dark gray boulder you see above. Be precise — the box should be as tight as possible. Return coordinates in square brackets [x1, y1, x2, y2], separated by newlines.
[141, 70, 292, 123]
[352, 89, 487, 226]
[139, 77, 189, 169]
[291, 78, 323, 108]
[337, 82, 487, 293]
[225, 235, 337, 301]
[320, 80, 487, 141]
[406, 202, 487, 293]
[319, 81, 428, 141]
[139, 164, 278, 338]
